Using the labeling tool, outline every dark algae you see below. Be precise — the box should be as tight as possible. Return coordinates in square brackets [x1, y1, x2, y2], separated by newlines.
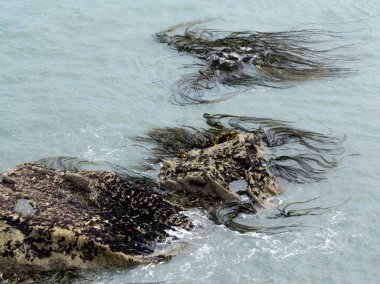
[156, 21, 351, 105]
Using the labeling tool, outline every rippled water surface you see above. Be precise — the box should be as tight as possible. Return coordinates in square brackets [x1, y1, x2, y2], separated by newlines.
[1, 1, 380, 283]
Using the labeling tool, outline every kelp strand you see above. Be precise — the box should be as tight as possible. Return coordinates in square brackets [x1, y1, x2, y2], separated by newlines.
[156, 21, 352, 105]
[135, 113, 343, 185]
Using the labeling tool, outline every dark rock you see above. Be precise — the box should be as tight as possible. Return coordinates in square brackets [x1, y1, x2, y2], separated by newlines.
[159, 133, 280, 208]
[0, 163, 191, 275]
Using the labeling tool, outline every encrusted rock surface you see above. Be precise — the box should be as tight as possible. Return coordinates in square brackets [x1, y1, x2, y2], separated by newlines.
[159, 133, 280, 208]
[0, 133, 285, 276]
[0, 163, 191, 275]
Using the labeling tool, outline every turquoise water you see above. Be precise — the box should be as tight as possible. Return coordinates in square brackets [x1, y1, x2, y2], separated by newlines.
[1, 1, 380, 283]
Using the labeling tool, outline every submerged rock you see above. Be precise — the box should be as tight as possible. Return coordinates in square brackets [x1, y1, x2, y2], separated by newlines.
[0, 163, 191, 276]
[159, 133, 280, 208]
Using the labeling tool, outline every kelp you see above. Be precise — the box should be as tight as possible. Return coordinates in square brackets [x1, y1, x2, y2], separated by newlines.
[204, 114, 344, 183]
[133, 127, 239, 165]
[134, 113, 344, 233]
[209, 202, 304, 234]
[210, 195, 346, 234]
[37, 156, 156, 186]
[156, 21, 352, 105]
[136, 113, 343, 184]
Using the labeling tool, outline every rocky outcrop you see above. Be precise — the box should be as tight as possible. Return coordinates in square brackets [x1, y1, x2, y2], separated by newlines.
[159, 133, 280, 208]
[0, 134, 281, 277]
[0, 163, 191, 276]
[0, 113, 342, 276]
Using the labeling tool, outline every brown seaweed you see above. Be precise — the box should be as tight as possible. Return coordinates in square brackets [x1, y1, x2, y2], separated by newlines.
[204, 114, 344, 183]
[156, 21, 352, 105]
[210, 195, 346, 234]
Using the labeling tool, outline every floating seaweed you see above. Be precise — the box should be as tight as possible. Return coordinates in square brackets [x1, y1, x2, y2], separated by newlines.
[156, 21, 352, 105]
[204, 113, 344, 182]
[210, 195, 346, 234]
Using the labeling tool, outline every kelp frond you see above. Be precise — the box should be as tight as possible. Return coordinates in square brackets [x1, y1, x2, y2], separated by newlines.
[156, 21, 353, 105]
[210, 195, 347, 234]
[133, 127, 238, 164]
[135, 113, 344, 184]
[36, 156, 157, 186]
[209, 202, 308, 234]
[271, 195, 349, 218]
[37, 156, 95, 172]
[268, 154, 341, 183]
[204, 113, 344, 184]
[204, 113, 345, 151]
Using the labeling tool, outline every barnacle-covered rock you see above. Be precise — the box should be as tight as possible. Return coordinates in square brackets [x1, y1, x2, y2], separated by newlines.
[135, 113, 343, 232]
[137, 113, 342, 211]
[159, 133, 280, 208]
[0, 163, 191, 276]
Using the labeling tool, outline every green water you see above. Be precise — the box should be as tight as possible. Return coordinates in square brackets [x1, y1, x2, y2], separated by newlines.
[1, 1, 380, 283]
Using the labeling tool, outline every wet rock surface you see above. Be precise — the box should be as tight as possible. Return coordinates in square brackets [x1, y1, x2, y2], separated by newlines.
[0, 163, 191, 276]
[0, 114, 342, 277]
[159, 133, 280, 208]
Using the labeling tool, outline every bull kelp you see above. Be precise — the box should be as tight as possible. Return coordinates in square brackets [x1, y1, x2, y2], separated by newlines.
[156, 21, 351, 105]
[135, 113, 344, 232]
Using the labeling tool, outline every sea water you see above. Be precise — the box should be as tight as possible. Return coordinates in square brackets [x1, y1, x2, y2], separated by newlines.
[1, 1, 380, 283]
